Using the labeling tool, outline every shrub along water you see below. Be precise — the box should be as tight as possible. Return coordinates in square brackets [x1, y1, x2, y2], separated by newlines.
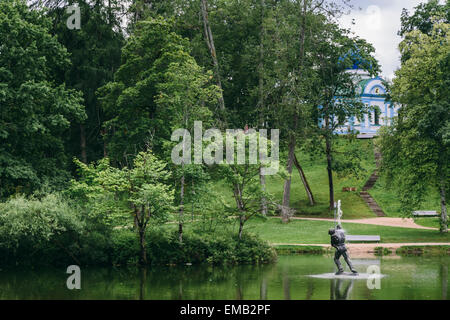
[0, 194, 276, 268]
[110, 229, 277, 267]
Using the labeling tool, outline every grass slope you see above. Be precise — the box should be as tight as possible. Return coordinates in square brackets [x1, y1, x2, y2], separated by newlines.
[212, 138, 377, 219]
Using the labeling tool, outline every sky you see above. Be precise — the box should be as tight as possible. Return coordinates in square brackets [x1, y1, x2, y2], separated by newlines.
[339, 0, 427, 80]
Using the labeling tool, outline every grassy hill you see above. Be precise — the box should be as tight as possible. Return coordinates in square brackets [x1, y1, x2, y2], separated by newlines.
[212, 138, 377, 219]
[265, 139, 376, 218]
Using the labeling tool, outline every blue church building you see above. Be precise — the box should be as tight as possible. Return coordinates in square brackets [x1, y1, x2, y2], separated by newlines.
[331, 51, 399, 138]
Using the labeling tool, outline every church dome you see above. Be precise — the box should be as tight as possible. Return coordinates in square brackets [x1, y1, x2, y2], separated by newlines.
[338, 46, 374, 71]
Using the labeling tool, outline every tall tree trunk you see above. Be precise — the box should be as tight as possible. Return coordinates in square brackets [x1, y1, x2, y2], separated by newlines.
[80, 124, 87, 163]
[238, 215, 245, 240]
[293, 153, 315, 205]
[200, 0, 225, 111]
[233, 183, 245, 240]
[280, 0, 307, 222]
[139, 229, 147, 265]
[191, 179, 195, 221]
[439, 178, 448, 233]
[258, 0, 267, 216]
[179, 174, 185, 242]
[259, 167, 268, 215]
[281, 134, 296, 223]
[325, 126, 334, 211]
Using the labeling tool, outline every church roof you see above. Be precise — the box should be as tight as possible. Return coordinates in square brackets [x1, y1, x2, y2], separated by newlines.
[358, 78, 372, 93]
[338, 46, 374, 71]
[358, 77, 386, 96]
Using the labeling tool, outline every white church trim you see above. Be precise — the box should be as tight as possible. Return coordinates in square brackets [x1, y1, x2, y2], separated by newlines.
[334, 76, 400, 137]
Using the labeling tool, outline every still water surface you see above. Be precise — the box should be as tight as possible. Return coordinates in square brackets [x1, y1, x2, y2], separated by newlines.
[0, 255, 448, 300]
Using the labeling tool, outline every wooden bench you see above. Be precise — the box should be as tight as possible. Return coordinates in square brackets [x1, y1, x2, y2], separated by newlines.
[413, 211, 438, 217]
[346, 235, 380, 243]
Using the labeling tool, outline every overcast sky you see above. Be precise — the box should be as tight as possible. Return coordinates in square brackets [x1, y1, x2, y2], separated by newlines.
[339, 0, 429, 80]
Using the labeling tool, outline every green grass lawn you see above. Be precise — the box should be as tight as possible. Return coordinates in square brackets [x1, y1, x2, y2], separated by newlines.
[184, 137, 448, 244]
[242, 217, 450, 244]
[162, 216, 450, 245]
[210, 138, 377, 219]
[413, 217, 448, 229]
[369, 175, 442, 218]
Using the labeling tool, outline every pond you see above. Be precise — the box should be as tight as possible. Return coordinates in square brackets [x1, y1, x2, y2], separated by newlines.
[0, 255, 448, 300]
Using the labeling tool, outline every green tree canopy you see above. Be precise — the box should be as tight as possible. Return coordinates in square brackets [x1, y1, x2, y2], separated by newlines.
[98, 16, 220, 165]
[381, 20, 449, 232]
[0, 0, 85, 198]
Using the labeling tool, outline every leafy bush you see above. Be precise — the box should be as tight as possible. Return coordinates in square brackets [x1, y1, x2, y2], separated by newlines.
[274, 245, 327, 255]
[0, 194, 276, 267]
[109, 229, 140, 266]
[0, 193, 85, 266]
[143, 230, 276, 266]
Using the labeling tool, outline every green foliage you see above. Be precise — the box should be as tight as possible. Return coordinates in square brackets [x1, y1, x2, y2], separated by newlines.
[331, 136, 370, 179]
[0, 193, 85, 266]
[374, 247, 393, 256]
[396, 245, 450, 256]
[109, 229, 140, 266]
[102, 228, 276, 266]
[274, 245, 326, 255]
[68, 150, 175, 228]
[380, 21, 449, 228]
[399, 0, 450, 37]
[0, 0, 85, 198]
[0, 194, 84, 249]
[46, 0, 124, 163]
[98, 16, 219, 164]
[217, 130, 282, 237]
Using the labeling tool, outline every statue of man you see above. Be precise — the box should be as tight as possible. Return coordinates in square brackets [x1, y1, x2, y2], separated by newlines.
[328, 225, 358, 275]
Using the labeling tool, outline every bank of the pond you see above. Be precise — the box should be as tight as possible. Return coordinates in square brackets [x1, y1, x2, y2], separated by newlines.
[272, 243, 450, 257]
[0, 229, 277, 269]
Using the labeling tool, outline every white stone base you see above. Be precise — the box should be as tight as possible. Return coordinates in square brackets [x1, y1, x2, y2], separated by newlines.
[308, 273, 386, 280]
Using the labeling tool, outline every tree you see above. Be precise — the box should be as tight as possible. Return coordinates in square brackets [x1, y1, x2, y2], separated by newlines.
[261, 0, 320, 222]
[0, 0, 85, 198]
[399, 0, 449, 37]
[380, 21, 449, 233]
[45, 0, 124, 164]
[219, 131, 278, 240]
[200, 0, 225, 112]
[314, 21, 379, 210]
[71, 150, 175, 264]
[155, 56, 220, 242]
[98, 16, 221, 165]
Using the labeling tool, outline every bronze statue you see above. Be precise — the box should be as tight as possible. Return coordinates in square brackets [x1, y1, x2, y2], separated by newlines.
[329, 225, 358, 275]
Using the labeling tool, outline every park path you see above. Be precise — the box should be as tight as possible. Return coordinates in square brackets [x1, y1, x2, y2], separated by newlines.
[285, 216, 438, 230]
[359, 147, 386, 217]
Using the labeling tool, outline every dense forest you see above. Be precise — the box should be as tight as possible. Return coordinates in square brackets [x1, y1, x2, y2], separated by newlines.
[0, 0, 448, 267]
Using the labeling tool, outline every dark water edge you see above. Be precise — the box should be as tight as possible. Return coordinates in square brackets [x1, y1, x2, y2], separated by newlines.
[0, 255, 448, 300]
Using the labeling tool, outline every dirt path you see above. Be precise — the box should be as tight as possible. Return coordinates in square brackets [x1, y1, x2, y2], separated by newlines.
[282, 216, 438, 230]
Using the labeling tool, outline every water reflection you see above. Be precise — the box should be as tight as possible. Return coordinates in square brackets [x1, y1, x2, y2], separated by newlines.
[441, 263, 448, 300]
[0, 256, 448, 300]
[330, 279, 354, 300]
